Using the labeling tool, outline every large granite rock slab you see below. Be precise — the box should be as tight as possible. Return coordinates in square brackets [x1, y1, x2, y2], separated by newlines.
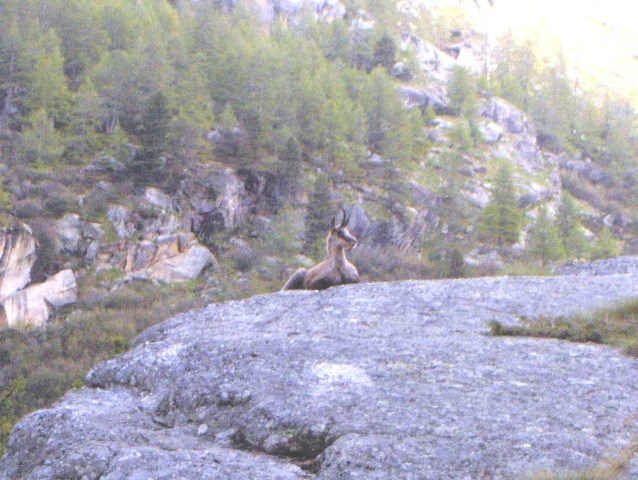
[2, 273, 638, 479]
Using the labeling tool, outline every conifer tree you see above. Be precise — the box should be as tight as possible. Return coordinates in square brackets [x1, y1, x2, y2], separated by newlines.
[556, 193, 588, 259]
[131, 91, 170, 185]
[20, 108, 64, 166]
[447, 66, 478, 119]
[372, 33, 397, 72]
[276, 136, 303, 198]
[26, 29, 72, 125]
[528, 206, 565, 265]
[480, 161, 524, 245]
[591, 227, 620, 260]
[303, 174, 335, 260]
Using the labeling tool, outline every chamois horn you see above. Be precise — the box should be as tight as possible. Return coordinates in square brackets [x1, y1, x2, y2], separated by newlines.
[340, 207, 349, 228]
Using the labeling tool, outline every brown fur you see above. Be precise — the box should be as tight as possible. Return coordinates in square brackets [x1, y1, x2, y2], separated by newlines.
[282, 209, 359, 291]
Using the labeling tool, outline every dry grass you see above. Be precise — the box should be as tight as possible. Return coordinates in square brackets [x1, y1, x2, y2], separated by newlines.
[489, 299, 638, 357]
[528, 442, 638, 480]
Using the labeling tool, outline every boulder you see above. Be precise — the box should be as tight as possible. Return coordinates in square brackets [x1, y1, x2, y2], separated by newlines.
[478, 120, 503, 144]
[3, 274, 638, 478]
[558, 157, 610, 185]
[2, 269, 77, 328]
[150, 244, 216, 283]
[143, 187, 175, 212]
[107, 205, 134, 240]
[274, 0, 346, 22]
[0, 224, 36, 303]
[481, 98, 527, 134]
[399, 85, 452, 115]
[54, 214, 82, 254]
[400, 33, 455, 82]
[97, 233, 215, 284]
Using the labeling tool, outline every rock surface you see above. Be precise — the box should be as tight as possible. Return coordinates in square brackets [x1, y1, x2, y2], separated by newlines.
[2, 269, 77, 328]
[0, 225, 36, 303]
[3, 267, 638, 478]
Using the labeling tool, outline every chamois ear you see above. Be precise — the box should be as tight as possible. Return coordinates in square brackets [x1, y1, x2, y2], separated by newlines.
[330, 215, 336, 230]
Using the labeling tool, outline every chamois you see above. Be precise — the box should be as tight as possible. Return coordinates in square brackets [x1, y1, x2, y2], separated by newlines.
[282, 208, 359, 291]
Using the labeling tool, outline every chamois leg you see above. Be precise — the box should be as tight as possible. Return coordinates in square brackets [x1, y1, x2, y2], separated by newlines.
[282, 268, 307, 290]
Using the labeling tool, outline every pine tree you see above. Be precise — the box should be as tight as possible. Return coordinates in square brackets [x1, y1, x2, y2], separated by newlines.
[131, 91, 170, 185]
[276, 136, 302, 198]
[591, 227, 620, 260]
[26, 29, 72, 125]
[20, 108, 65, 166]
[447, 66, 478, 119]
[528, 206, 565, 266]
[556, 193, 588, 259]
[372, 33, 397, 72]
[480, 161, 524, 245]
[303, 174, 335, 260]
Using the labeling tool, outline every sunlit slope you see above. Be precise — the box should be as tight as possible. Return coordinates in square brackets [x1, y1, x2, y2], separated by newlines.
[421, 0, 638, 100]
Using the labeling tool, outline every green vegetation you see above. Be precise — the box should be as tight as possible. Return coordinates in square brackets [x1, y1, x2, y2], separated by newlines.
[591, 228, 620, 261]
[0, 276, 206, 453]
[480, 161, 524, 245]
[303, 174, 336, 260]
[556, 193, 589, 260]
[489, 299, 638, 357]
[528, 206, 565, 266]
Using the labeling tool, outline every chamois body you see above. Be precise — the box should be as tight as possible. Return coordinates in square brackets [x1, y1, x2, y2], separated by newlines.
[282, 209, 359, 291]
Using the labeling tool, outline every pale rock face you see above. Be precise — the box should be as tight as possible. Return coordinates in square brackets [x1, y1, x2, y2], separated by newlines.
[97, 232, 215, 284]
[107, 206, 134, 240]
[150, 245, 216, 283]
[2, 269, 77, 328]
[230, 0, 346, 25]
[54, 214, 83, 254]
[0, 225, 36, 303]
[477, 120, 503, 144]
[400, 33, 456, 82]
[143, 187, 175, 212]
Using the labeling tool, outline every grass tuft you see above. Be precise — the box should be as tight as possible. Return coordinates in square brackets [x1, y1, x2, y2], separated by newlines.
[489, 299, 638, 357]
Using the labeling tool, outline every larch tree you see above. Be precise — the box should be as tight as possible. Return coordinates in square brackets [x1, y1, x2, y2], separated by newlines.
[480, 161, 524, 245]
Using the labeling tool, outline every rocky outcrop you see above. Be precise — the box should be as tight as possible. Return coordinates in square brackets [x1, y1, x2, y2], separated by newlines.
[3, 270, 638, 479]
[149, 244, 216, 283]
[0, 224, 79, 328]
[214, 0, 346, 25]
[480, 98, 545, 173]
[0, 224, 36, 302]
[558, 156, 610, 185]
[2, 269, 77, 328]
[97, 232, 216, 283]
[400, 33, 456, 82]
[555, 254, 638, 276]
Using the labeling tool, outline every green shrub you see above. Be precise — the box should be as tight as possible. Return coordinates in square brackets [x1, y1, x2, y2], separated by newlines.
[84, 187, 113, 220]
[449, 120, 474, 151]
[13, 200, 43, 219]
[101, 290, 145, 310]
[591, 227, 620, 260]
[44, 196, 70, 218]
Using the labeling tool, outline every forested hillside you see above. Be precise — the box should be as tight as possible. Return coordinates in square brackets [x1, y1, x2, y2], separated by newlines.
[0, 0, 637, 455]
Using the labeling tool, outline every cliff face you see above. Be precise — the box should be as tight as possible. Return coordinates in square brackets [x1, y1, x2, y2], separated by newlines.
[0, 225, 36, 303]
[2, 264, 638, 479]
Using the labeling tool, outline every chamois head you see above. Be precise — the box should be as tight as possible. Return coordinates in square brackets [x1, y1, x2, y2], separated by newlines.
[327, 207, 357, 253]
